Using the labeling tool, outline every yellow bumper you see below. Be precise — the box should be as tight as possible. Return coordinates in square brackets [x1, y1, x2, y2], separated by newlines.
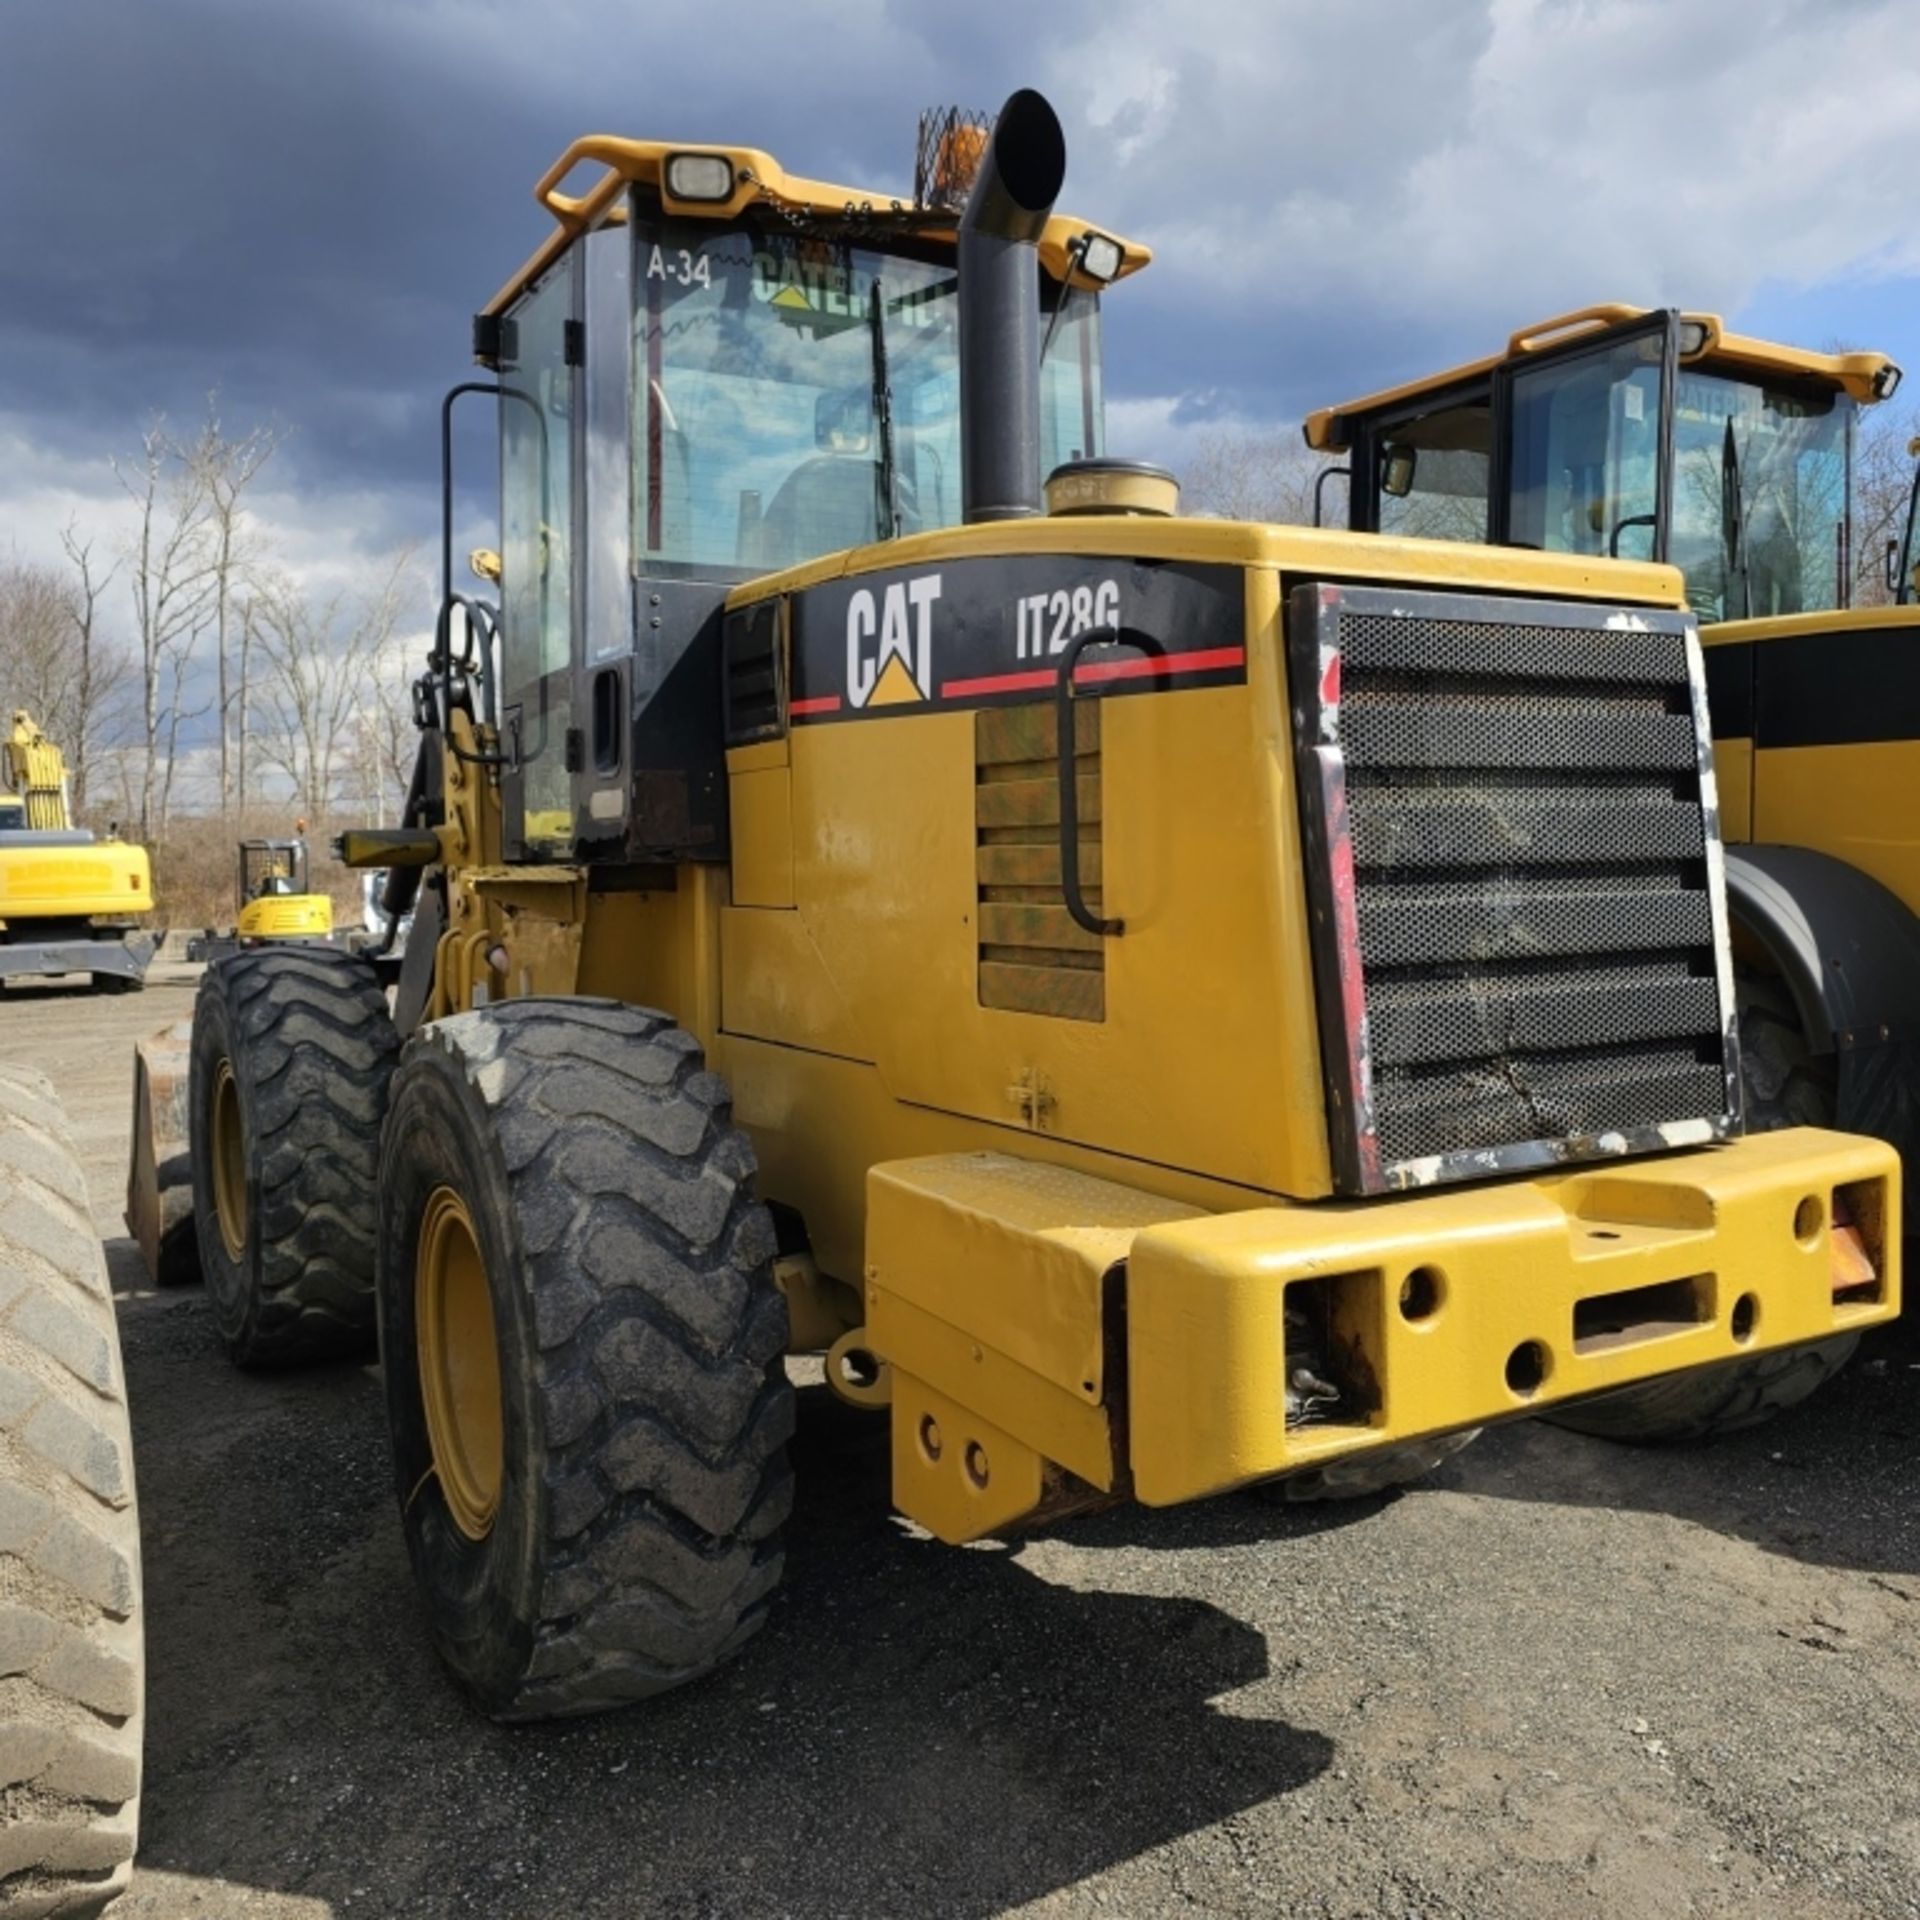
[865, 1128, 1898, 1540]
[1129, 1126, 1898, 1506]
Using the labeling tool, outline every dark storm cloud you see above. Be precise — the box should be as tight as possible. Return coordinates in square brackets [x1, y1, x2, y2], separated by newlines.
[0, 0, 1090, 505]
[2, 0, 1917, 546]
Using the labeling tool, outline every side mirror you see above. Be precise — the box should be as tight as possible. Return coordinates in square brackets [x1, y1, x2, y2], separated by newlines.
[1381, 444, 1418, 499]
[815, 389, 872, 454]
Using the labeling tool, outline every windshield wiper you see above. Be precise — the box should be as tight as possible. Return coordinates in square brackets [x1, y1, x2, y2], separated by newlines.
[869, 279, 899, 539]
[1721, 417, 1754, 619]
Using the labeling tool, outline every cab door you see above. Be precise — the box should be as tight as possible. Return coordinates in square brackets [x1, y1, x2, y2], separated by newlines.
[1495, 311, 1678, 563]
[498, 257, 578, 860]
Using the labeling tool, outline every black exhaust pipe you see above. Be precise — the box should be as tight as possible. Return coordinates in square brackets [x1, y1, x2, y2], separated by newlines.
[958, 89, 1067, 524]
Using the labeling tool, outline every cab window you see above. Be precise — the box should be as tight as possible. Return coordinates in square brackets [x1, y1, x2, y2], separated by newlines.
[1373, 399, 1492, 541]
[1669, 371, 1849, 618]
[1507, 331, 1663, 561]
[633, 219, 1102, 577]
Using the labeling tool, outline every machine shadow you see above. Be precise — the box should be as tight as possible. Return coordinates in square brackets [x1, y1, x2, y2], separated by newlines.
[1456, 1319, 1920, 1580]
[126, 1353, 1334, 1918]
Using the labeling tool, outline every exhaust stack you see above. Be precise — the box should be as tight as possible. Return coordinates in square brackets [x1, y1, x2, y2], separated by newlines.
[958, 90, 1067, 524]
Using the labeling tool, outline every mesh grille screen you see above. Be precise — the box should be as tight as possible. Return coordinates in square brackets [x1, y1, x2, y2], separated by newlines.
[1293, 584, 1734, 1189]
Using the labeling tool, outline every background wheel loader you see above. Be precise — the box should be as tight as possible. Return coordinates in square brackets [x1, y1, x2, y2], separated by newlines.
[133, 97, 1900, 1722]
[0, 713, 159, 994]
[1305, 306, 1920, 1439]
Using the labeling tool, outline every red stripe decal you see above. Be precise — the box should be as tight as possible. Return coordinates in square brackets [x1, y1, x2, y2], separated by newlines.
[789, 694, 843, 716]
[940, 645, 1245, 701]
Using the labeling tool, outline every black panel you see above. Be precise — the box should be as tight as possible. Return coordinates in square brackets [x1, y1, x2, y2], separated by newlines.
[786, 555, 1245, 723]
[1751, 623, 1920, 749]
[1290, 580, 1737, 1193]
[1703, 639, 1754, 739]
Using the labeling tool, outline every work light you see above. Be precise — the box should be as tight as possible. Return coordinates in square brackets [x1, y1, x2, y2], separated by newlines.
[1078, 232, 1124, 283]
[665, 153, 734, 202]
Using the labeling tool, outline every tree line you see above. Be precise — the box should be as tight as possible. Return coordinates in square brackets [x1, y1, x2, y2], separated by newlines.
[0, 402, 421, 838]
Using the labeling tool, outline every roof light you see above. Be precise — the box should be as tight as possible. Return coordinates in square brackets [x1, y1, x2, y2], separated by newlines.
[664, 152, 734, 202]
[1874, 362, 1903, 399]
[1078, 232, 1124, 283]
[1677, 319, 1711, 357]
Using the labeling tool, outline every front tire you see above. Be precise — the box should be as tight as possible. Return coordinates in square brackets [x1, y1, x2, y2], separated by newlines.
[377, 1000, 793, 1721]
[0, 1066, 142, 1917]
[189, 948, 399, 1366]
[1549, 961, 1853, 1444]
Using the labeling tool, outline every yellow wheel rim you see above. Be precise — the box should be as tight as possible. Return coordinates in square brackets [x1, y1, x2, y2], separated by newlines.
[210, 1059, 248, 1261]
[416, 1186, 504, 1542]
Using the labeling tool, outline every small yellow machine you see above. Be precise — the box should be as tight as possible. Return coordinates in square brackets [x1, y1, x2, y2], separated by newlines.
[140, 108, 1898, 1722]
[187, 831, 334, 961]
[1307, 304, 1920, 1435]
[0, 710, 158, 990]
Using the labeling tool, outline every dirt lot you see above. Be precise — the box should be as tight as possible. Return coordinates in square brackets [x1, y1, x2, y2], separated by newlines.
[8, 964, 1920, 1919]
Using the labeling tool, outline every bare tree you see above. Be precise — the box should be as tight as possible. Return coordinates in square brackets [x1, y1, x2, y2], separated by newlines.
[0, 549, 132, 816]
[57, 525, 129, 813]
[0, 561, 82, 740]
[1851, 403, 1920, 608]
[1183, 427, 1332, 527]
[347, 640, 422, 824]
[251, 559, 412, 823]
[181, 400, 283, 815]
[115, 424, 216, 838]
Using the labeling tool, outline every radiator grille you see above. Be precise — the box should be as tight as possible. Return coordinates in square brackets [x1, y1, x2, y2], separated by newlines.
[975, 702, 1105, 1023]
[1290, 582, 1738, 1193]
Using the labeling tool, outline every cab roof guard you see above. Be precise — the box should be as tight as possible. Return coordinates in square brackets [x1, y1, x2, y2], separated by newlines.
[1303, 302, 1902, 452]
[482, 132, 1151, 320]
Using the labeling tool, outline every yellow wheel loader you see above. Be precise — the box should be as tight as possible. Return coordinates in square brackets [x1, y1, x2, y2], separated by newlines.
[1306, 304, 1920, 1439]
[0, 712, 159, 992]
[136, 101, 1898, 1720]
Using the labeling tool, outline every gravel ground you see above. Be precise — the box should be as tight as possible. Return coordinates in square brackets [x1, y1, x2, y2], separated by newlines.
[6, 964, 1919, 1919]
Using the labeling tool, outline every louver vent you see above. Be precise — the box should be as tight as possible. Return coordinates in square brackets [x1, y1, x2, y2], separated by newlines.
[975, 702, 1105, 1023]
[1289, 581, 1739, 1194]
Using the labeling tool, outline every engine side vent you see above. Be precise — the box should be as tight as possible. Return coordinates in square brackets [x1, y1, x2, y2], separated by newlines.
[1289, 581, 1739, 1194]
[976, 701, 1105, 1022]
[722, 599, 785, 747]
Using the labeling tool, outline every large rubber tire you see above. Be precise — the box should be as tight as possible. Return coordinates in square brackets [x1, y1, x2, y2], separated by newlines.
[189, 947, 399, 1366]
[376, 1000, 794, 1721]
[0, 1065, 142, 1917]
[1264, 1429, 1480, 1503]
[1549, 962, 1854, 1443]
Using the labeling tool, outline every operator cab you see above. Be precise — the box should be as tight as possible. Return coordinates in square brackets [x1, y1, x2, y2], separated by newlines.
[1305, 305, 1903, 621]
[457, 118, 1144, 866]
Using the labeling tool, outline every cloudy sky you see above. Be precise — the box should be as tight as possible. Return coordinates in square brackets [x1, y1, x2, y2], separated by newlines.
[3, 0, 1918, 600]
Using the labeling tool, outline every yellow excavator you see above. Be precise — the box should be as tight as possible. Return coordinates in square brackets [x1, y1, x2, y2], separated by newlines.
[129, 105, 1896, 1730]
[0, 710, 158, 991]
[186, 828, 334, 962]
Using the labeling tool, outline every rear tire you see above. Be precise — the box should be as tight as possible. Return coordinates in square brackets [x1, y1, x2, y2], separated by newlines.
[376, 1000, 793, 1721]
[1548, 961, 1851, 1444]
[0, 1065, 142, 1917]
[189, 948, 399, 1366]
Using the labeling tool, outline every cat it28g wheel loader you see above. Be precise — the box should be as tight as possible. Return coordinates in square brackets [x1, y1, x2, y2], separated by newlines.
[1305, 305, 1920, 1439]
[139, 97, 1898, 1720]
